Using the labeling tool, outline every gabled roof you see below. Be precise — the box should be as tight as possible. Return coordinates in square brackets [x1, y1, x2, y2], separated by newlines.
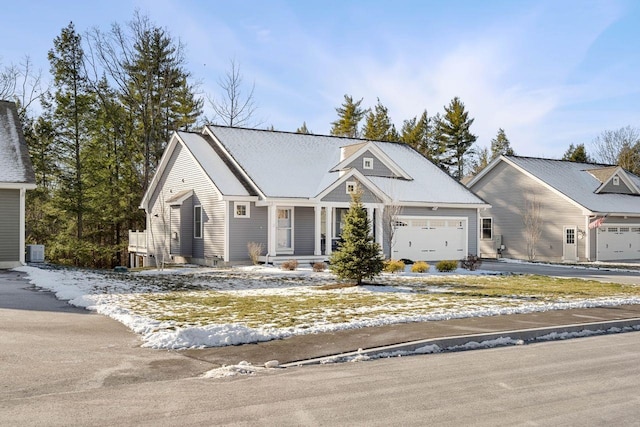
[203, 125, 487, 206]
[329, 141, 413, 180]
[0, 100, 35, 187]
[467, 155, 640, 215]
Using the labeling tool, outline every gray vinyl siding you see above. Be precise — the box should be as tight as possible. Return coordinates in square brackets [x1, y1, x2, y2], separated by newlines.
[228, 202, 268, 262]
[599, 177, 634, 194]
[321, 178, 382, 203]
[383, 206, 478, 258]
[148, 143, 225, 264]
[294, 207, 315, 256]
[345, 150, 396, 177]
[0, 189, 19, 262]
[471, 161, 588, 262]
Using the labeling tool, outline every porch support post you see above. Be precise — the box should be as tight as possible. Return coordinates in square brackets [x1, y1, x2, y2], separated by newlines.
[268, 204, 277, 256]
[325, 206, 333, 255]
[314, 205, 322, 256]
[375, 206, 384, 248]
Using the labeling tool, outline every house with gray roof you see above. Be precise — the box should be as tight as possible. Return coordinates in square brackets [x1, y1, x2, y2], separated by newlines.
[466, 155, 640, 262]
[0, 101, 36, 268]
[129, 125, 489, 267]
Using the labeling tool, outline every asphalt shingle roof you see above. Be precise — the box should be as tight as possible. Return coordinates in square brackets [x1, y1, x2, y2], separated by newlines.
[506, 156, 640, 214]
[0, 101, 35, 184]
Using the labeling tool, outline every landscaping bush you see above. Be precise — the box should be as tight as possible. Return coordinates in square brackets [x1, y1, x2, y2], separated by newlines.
[411, 261, 430, 273]
[280, 260, 299, 271]
[247, 242, 264, 265]
[312, 262, 326, 272]
[436, 260, 458, 272]
[383, 259, 405, 273]
[460, 254, 482, 271]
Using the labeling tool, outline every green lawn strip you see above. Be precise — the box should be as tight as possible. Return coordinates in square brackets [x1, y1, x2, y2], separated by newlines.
[118, 274, 639, 330]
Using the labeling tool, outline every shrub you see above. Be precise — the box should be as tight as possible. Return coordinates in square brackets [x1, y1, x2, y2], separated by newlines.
[383, 259, 406, 274]
[460, 254, 483, 271]
[312, 262, 326, 272]
[411, 261, 430, 273]
[247, 242, 264, 265]
[436, 260, 458, 272]
[281, 259, 299, 271]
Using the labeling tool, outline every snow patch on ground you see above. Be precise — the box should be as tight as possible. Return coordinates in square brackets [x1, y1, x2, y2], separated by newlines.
[13, 264, 640, 350]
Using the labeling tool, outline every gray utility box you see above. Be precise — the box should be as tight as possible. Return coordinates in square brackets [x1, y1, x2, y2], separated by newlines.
[26, 244, 45, 262]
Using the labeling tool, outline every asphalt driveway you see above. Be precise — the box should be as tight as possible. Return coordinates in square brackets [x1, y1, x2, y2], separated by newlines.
[481, 260, 640, 285]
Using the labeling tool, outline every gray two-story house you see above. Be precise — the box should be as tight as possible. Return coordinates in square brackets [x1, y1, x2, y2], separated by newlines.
[129, 125, 489, 267]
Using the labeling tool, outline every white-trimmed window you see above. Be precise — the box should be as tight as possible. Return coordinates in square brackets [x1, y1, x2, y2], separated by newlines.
[363, 157, 374, 170]
[194, 205, 203, 238]
[481, 218, 492, 240]
[346, 181, 357, 194]
[277, 208, 293, 252]
[613, 175, 620, 186]
[234, 202, 250, 218]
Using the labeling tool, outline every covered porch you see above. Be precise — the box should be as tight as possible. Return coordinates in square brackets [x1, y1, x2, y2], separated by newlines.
[257, 202, 384, 264]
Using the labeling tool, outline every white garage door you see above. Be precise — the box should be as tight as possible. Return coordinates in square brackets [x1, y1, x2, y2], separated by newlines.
[392, 217, 467, 262]
[597, 225, 640, 261]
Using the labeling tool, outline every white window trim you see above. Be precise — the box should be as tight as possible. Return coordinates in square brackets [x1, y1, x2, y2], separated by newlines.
[481, 217, 493, 240]
[234, 201, 250, 218]
[346, 181, 357, 194]
[276, 207, 294, 254]
[613, 175, 620, 186]
[194, 205, 203, 239]
[363, 157, 374, 170]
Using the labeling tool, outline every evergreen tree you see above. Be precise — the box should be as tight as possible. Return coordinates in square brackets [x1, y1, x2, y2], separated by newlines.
[470, 146, 490, 175]
[296, 121, 310, 134]
[330, 94, 366, 138]
[562, 143, 590, 162]
[46, 22, 94, 242]
[435, 97, 477, 179]
[329, 188, 384, 285]
[490, 128, 514, 159]
[362, 98, 399, 141]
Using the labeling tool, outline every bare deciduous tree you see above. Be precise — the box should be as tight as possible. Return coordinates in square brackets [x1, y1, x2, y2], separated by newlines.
[382, 203, 403, 259]
[591, 126, 640, 174]
[0, 56, 45, 114]
[207, 59, 259, 128]
[522, 196, 542, 261]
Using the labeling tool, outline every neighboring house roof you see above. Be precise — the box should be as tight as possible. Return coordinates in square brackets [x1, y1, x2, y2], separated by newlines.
[201, 125, 486, 206]
[0, 100, 36, 186]
[468, 155, 640, 215]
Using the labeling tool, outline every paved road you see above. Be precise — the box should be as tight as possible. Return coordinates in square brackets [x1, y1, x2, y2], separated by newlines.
[482, 260, 640, 285]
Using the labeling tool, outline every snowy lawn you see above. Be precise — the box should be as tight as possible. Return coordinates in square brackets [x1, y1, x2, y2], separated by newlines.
[15, 264, 640, 350]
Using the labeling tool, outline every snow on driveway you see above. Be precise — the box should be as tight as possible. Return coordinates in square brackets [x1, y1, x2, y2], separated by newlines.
[14, 265, 640, 350]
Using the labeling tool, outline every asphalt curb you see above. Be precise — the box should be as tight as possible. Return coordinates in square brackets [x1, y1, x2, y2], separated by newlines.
[281, 318, 640, 367]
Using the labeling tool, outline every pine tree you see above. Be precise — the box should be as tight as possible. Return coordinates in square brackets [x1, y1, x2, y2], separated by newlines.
[330, 94, 366, 138]
[296, 121, 311, 134]
[329, 188, 384, 285]
[562, 143, 590, 163]
[435, 97, 477, 179]
[470, 146, 490, 175]
[47, 22, 94, 242]
[362, 98, 399, 141]
[490, 128, 514, 159]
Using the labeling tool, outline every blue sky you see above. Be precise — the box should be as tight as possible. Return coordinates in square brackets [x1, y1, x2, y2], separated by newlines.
[2, 0, 639, 158]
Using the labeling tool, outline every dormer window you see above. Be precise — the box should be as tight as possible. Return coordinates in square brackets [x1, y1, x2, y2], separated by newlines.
[346, 181, 357, 194]
[363, 157, 373, 170]
[613, 176, 620, 186]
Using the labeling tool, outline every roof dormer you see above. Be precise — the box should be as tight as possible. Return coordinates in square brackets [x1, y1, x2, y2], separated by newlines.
[331, 141, 412, 180]
[589, 166, 640, 195]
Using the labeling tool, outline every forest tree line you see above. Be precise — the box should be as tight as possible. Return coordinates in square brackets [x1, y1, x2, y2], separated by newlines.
[1, 12, 639, 268]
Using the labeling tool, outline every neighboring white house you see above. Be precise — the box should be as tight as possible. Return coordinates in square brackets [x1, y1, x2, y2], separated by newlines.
[0, 101, 36, 268]
[467, 155, 640, 262]
[129, 125, 489, 266]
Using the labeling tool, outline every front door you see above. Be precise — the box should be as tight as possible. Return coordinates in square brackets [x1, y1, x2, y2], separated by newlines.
[563, 226, 577, 262]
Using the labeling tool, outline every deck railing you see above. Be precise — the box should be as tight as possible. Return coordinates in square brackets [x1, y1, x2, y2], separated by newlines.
[128, 230, 147, 252]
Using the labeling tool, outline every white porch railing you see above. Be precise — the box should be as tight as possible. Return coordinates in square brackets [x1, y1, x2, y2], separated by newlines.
[128, 230, 147, 253]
